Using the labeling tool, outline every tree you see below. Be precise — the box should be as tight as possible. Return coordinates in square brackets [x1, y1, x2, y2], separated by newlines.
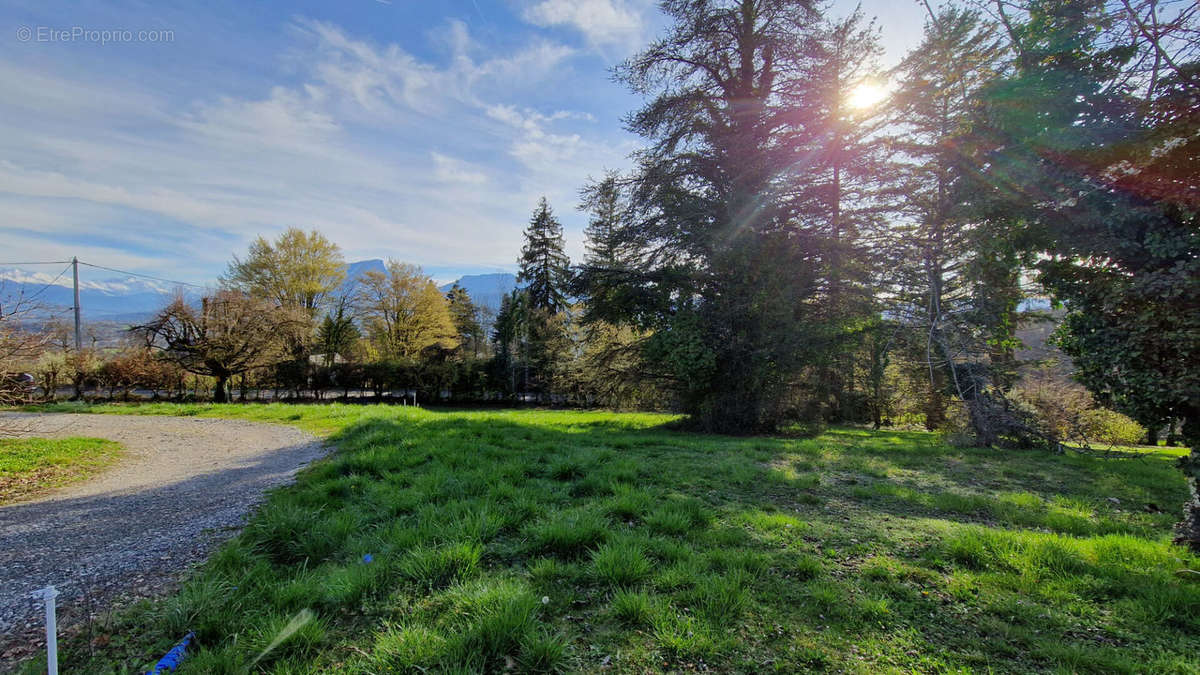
[135, 291, 305, 402]
[518, 198, 572, 313]
[890, 5, 1008, 430]
[223, 227, 346, 315]
[358, 261, 458, 359]
[583, 0, 828, 432]
[964, 0, 1200, 548]
[0, 284, 49, 425]
[785, 6, 892, 422]
[316, 300, 361, 367]
[446, 284, 485, 358]
[572, 172, 648, 327]
[491, 290, 527, 395]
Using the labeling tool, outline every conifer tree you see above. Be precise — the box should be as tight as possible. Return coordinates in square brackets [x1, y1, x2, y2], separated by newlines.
[890, 5, 1007, 429]
[573, 172, 643, 326]
[786, 7, 892, 422]
[445, 284, 484, 358]
[591, 0, 828, 432]
[517, 198, 571, 313]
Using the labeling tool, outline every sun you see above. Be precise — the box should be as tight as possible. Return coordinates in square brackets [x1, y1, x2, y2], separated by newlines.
[846, 80, 888, 110]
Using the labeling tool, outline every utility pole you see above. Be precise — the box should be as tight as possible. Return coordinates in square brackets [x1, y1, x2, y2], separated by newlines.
[72, 257, 81, 352]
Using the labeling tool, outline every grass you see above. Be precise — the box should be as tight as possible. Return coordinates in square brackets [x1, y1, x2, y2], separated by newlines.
[0, 436, 123, 504]
[18, 401, 1200, 673]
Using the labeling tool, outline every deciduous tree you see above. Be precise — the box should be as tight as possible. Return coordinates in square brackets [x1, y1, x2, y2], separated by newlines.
[358, 262, 458, 359]
[135, 291, 305, 402]
[223, 227, 346, 316]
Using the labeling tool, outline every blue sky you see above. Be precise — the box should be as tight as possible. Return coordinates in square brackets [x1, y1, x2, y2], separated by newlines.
[1, 0, 926, 285]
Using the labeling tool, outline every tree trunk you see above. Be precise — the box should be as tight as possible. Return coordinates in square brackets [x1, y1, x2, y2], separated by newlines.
[1174, 413, 1200, 553]
[213, 374, 229, 403]
[925, 380, 946, 431]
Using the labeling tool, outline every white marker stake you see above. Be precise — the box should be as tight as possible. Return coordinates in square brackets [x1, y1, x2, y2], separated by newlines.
[32, 586, 59, 675]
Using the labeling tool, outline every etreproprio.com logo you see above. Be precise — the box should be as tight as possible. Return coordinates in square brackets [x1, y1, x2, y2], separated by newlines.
[16, 25, 174, 45]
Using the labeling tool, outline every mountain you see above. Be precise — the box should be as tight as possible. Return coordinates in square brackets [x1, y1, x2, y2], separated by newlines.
[341, 261, 516, 311]
[0, 260, 519, 324]
[439, 273, 518, 312]
[0, 267, 194, 323]
[339, 258, 387, 297]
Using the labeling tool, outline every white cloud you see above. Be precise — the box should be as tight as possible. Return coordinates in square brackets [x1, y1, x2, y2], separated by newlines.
[522, 0, 646, 48]
[0, 16, 635, 280]
[431, 152, 490, 185]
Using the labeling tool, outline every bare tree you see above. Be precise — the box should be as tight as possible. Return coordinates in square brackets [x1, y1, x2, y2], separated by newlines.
[0, 284, 53, 434]
[134, 291, 306, 403]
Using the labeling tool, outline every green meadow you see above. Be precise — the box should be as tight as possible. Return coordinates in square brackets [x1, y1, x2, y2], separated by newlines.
[22, 403, 1200, 673]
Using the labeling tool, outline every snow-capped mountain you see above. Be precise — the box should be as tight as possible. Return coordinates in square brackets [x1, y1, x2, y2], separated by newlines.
[0, 266, 196, 322]
[0, 261, 520, 324]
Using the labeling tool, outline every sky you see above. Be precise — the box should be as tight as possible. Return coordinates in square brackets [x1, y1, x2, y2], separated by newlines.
[1, 0, 928, 286]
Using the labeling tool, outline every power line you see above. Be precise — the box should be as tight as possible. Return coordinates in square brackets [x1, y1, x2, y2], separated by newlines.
[20, 263, 74, 304]
[76, 261, 210, 289]
[0, 260, 72, 266]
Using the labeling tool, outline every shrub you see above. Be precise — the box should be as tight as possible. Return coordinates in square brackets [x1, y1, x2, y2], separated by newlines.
[1079, 408, 1146, 446]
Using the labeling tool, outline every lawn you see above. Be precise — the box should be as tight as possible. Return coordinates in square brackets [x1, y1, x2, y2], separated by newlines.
[21, 403, 1200, 673]
[0, 436, 123, 504]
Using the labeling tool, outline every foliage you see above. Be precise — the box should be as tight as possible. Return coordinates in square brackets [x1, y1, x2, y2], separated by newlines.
[587, 0, 850, 432]
[518, 198, 571, 314]
[357, 261, 459, 360]
[573, 172, 644, 327]
[445, 284, 486, 358]
[222, 227, 346, 315]
[315, 302, 360, 367]
[1079, 409, 1148, 448]
[962, 0, 1200, 547]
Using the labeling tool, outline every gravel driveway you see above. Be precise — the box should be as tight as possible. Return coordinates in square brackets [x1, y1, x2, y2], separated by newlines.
[0, 413, 327, 661]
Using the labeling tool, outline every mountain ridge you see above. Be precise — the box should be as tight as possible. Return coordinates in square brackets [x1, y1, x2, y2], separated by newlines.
[0, 261, 517, 322]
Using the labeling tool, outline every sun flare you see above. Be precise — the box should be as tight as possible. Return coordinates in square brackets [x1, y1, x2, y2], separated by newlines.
[847, 81, 888, 110]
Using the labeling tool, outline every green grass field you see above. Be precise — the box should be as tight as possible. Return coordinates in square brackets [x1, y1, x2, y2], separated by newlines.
[21, 403, 1200, 673]
[0, 436, 123, 504]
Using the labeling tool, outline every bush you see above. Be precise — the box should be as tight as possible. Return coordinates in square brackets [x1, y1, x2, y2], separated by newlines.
[1079, 408, 1146, 446]
[938, 402, 977, 448]
[1010, 369, 1093, 441]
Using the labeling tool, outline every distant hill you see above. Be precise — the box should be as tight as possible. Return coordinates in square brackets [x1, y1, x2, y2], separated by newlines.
[439, 273, 518, 312]
[339, 259, 387, 297]
[0, 260, 519, 324]
[0, 266, 197, 324]
[341, 261, 516, 311]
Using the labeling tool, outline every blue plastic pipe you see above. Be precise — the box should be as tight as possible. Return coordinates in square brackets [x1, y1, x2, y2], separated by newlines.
[146, 631, 195, 674]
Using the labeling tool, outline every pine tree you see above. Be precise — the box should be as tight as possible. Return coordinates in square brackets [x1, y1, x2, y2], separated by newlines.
[596, 0, 827, 432]
[445, 284, 484, 358]
[785, 7, 892, 422]
[890, 5, 1008, 429]
[573, 172, 644, 326]
[490, 291, 523, 395]
[316, 301, 361, 367]
[518, 198, 571, 313]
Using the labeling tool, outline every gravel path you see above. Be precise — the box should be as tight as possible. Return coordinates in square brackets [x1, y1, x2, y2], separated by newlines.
[0, 413, 327, 661]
